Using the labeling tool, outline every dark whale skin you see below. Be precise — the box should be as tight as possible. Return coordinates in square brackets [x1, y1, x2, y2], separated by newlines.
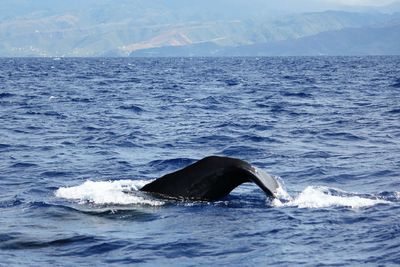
[140, 156, 279, 201]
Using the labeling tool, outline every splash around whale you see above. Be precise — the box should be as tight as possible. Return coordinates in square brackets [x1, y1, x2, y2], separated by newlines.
[55, 155, 393, 208]
[140, 156, 281, 201]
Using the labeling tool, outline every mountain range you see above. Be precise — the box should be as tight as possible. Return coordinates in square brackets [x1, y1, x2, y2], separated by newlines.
[0, 0, 399, 57]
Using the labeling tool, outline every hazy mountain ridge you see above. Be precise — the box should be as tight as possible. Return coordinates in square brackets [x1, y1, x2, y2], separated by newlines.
[129, 23, 400, 57]
[126, 10, 400, 56]
[0, 0, 399, 56]
[226, 24, 400, 56]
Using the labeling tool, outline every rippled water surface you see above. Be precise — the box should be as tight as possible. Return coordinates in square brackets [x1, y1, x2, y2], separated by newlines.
[1, 57, 399, 266]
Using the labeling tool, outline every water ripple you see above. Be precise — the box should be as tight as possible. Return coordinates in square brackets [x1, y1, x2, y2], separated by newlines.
[1, 57, 399, 266]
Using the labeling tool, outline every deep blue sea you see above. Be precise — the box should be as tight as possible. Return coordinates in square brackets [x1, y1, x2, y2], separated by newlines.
[0, 57, 399, 266]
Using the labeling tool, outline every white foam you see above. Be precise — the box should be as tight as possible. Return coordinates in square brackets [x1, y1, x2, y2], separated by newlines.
[274, 176, 291, 200]
[273, 186, 389, 209]
[55, 180, 392, 209]
[55, 180, 164, 206]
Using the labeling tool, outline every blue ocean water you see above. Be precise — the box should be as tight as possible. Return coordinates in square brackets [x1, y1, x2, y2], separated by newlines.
[0, 57, 399, 266]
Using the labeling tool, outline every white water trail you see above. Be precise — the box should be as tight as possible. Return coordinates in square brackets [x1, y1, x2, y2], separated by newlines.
[55, 180, 164, 206]
[272, 185, 390, 209]
[55, 180, 392, 209]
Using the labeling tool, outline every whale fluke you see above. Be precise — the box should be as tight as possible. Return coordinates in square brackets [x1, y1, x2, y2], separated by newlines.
[140, 156, 279, 201]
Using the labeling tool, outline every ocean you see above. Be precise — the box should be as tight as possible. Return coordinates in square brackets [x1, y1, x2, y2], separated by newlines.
[0, 57, 399, 266]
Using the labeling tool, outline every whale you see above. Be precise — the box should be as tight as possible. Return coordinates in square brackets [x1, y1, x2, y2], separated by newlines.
[140, 156, 280, 201]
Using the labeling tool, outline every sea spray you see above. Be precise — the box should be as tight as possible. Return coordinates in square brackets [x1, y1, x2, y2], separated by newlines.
[55, 180, 164, 206]
[273, 186, 390, 209]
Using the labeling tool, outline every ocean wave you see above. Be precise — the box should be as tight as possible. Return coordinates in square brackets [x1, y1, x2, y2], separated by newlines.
[118, 104, 145, 113]
[281, 91, 313, 98]
[391, 78, 400, 88]
[0, 92, 15, 98]
[0, 234, 98, 250]
[147, 158, 195, 172]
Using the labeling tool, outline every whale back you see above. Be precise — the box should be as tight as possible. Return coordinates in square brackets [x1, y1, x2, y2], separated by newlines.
[140, 156, 279, 201]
